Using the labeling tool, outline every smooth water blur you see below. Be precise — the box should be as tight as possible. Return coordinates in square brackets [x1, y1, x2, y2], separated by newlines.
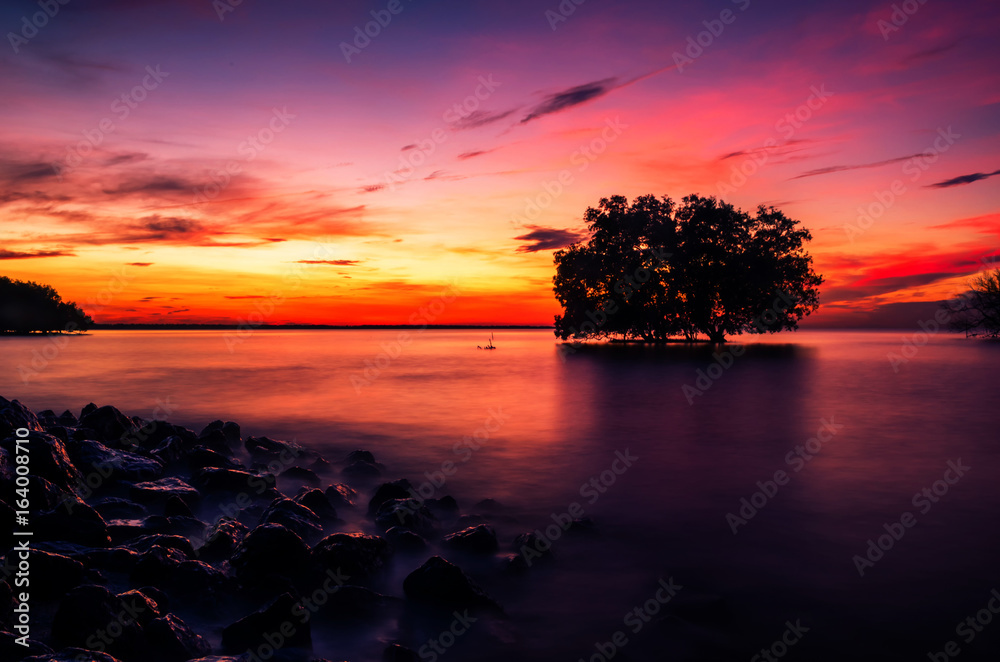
[2, 329, 999, 660]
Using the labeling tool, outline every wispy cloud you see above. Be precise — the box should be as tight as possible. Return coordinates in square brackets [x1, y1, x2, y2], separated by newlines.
[514, 225, 586, 252]
[792, 154, 922, 179]
[520, 78, 618, 125]
[0, 249, 75, 260]
[927, 169, 1000, 188]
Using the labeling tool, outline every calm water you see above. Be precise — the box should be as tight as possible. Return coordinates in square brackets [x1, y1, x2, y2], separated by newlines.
[2, 329, 999, 661]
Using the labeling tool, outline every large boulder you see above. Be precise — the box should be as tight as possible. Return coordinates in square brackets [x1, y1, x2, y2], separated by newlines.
[34, 502, 111, 547]
[292, 489, 338, 522]
[259, 498, 323, 544]
[196, 517, 249, 562]
[1, 431, 81, 494]
[374, 498, 436, 535]
[221, 593, 310, 654]
[27, 550, 85, 598]
[129, 477, 200, 507]
[78, 405, 139, 447]
[52, 585, 145, 658]
[0, 396, 43, 438]
[367, 479, 412, 516]
[230, 524, 310, 585]
[443, 525, 499, 554]
[312, 532, 390, 581]
[67, 438, 163, 483]
[402, 556, 501, 611]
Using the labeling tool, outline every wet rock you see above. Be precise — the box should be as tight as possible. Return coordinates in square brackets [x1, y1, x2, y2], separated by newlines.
[130, 477, 200, 507]
[292, 489, 338, 521]
[52, 584, 144, 658]
[374, 498, 436, 535]
[383, 643, 420, 662]
[196, 428, 237, 458]
[35, 502, 111, 547]
[443, 525, 499, 554]
[368, 479, 413, 515]
[164, 495, 194, 518]
[143, 613, 211, 661]
[1, 431, 81, 493]
[259, 498, 323, 544]
[279, 466, 320, 487]
[78, 546, 141, 573]
[94, 497, 149, 520]
[28, 475, 81, 512]
[187, 447, 243, 472]
[245, 435, 303, 462]
[66, 438, 163, 483]
[312, 532, 390, 581]
[125, 534, 196, 558]
[79, 405, 139, 447]
[384, 526, 426, 553]
[172, 559, 230, 598]
[138, 515, 207, 540]
[149, 436, 185, 466]
[196, 518, 249, 562]
[230, 524, 310, 585]
[346, 450, 377, 464]
[28, 550, 85, 598]
[324, 483, 357, 509]
[402, 556, 501, 611]
[0, 396, 44, 438]
[21, 650, 121, 662]
[191, 468, 276, 498]
[130, 545, 189, 588]
[221, 592, 311, 654]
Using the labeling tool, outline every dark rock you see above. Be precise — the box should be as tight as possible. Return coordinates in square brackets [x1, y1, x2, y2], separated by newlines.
[384, 526, 426, 553]
[374, 498, 436, 535]
[443, 525, 499, 554]
[221, 421, 241, 446]
[164, 495, 194, 518]
[125, 534, 196, 558]
[81, 402, 98, 418]
[383, 643, 420, 662]
[191, 468, 276, 498]
[144, 613, 212, 661]
[79, 405, 139, 447]
[279, 466, 320, 487]
[131, 546, 188, 588]
[21, 649, 122, 662]
[221, 592, 310, 653]
[0, 630, 52, 659]
[402, 556, 501, 611]
[292, 489, 338, 521]
[312, 584, 393, 620]
[130, 477, 200, 507]
[1, 431, 81, 494]
[172, 559, 230, 598]
[341, 460, 381, 479]
[66, 438, 163, 483]
[245, 435, 303, 461]
[149, 436, 184, 466]
[78, 546, 141, 573]
[196, 518, 249, 562]
[312, 532, 390, 581]
[230, 524, 310, 585]
[425, 496, 460, 517]
[93, 497, 148, 520]
[346, 450, 376, 464]
[187, 447, 243, 472]
[323, 483, 357, 509]
[52, 584, 144, 658]
[27, 475, 81, 512]
[0, 396, 44, 438]
[368, 479, 412, 516]
[259, 498, 323, 544]
[116, 589, 162, 626]
[196, 428, 237, 457]
[28, 550, 85, 598]
[35, 502, 110, 547]
[138, 515, 207, 540]
[512, 532, 554, 564]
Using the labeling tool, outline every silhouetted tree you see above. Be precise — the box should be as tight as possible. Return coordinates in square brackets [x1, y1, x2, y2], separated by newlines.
[0, 277, 93, 334]
[553, 194, 823, 343]
[947, 268, 1000, 338]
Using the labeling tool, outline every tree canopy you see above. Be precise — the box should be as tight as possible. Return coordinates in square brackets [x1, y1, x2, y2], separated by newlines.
[0, 277, 93, 334]
[947, 268, 1000, 338]
[553, 194, 823, 343]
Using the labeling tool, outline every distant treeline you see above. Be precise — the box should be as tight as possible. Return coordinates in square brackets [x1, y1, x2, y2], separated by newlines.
[92, 323, 553, 330]
[0, 277, 92, 334]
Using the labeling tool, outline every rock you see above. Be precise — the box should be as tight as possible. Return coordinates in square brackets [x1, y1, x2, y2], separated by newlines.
[346, 450, 377, 464]
[191, 468, 276, 498]
[196, 518, 249, 562]
[35, 502, 111, 547]
[279, 466, 320, 487]
[443, 525, 499, 554]
[259, 498, 323, 544]
[230, 524, 310, 585]
[292, 489, 338, 521]
[116, 589, 163, 626]
[341, 460, 381, 479]
[78, 546, 141, 573]
[66, 438, 163, 483]
[312, 584, 393, 620]
[312, 532, 390, 581]
[130, 545, 188, 588]
[52, 584, 144, 658]
[323, 483, 357, 509]
[245, 435, 303, 461]
[383, 643, 420, 662]
[0, 396, 43, 438]
[93, 497, 148, 520]
[368, 479, 413, 516]
[78, 405, 139, 447]
[402, 556, 501, 611]
[171, 559, 230, 598]
[425, 496, 460, 518]
[143, 613, 211, 661]
[130, 477, 200, 507]
[0, 630, 52, 659]
[164, 495, 194, 518]
[149, 436, 184, 466]
[221, 592, 310, 654]
[512, 532, 554, 564]
[28, 550, 85, 598]
[196, 429, 237, 458]
[187, 447, 243, 472]
[125, 534, 196, 558]
[374, 498, 436, 535]
[384, 526, 426, 553]
[136, 515, 207, 540]
[28, 475, 81, 512]
[0, 431, 81, 494]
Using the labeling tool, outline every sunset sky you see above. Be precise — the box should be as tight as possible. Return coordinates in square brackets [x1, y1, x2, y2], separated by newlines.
[1, 0, 998, 326]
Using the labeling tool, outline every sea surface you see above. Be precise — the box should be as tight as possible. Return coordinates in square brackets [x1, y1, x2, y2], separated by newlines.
[1, 328, 999, 661]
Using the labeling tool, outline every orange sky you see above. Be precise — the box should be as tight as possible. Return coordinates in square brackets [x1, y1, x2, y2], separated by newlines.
[1, 0, 998, 326]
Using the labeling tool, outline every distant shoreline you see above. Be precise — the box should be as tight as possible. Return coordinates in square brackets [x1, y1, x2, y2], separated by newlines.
[88, 323, 555, 330]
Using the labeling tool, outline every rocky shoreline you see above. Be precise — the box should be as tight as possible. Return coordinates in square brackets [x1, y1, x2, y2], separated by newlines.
[0, 396, 567, 662]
